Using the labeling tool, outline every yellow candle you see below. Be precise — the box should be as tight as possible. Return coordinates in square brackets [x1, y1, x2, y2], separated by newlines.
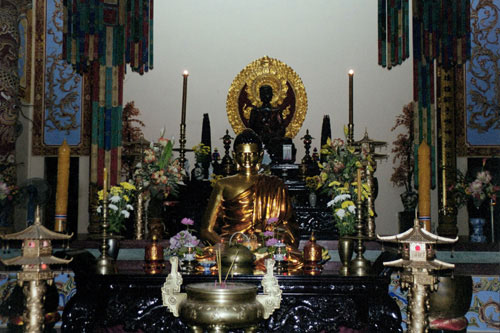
[418, 141, 431, 231]
[348, 69, 354, 124]
[55, 139, 70, 232]
[357, 168, 362, 201]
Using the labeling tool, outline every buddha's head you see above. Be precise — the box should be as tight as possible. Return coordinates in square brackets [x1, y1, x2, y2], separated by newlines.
[233, 129, 264, 173]
[259, 85, 273, 106]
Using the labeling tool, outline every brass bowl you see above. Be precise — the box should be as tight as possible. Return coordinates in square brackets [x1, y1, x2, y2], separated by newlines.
[179, 282, 264, 331]
[429, 275, 473, 319]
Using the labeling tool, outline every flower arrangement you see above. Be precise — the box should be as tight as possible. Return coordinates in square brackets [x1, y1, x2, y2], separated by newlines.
[317, 135, 370, 237]
[166, 218, 203, 257]
[256, 217, 285, 255]
[0, 178, 18, 204]
[97, 182, 137, 234]
[135, 130, 185, 217]
[192, 143, 211, 164]
[451, 159, 500, 209]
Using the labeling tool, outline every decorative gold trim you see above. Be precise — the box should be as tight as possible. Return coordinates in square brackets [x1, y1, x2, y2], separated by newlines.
[226, 56, 307, 138]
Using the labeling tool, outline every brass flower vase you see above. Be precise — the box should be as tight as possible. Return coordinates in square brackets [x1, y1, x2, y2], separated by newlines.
[338, 237, 354, 276]
[429, 275, 473, 331]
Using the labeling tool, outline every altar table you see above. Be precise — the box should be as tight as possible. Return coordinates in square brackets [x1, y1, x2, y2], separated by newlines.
[61, 268, 402, 332]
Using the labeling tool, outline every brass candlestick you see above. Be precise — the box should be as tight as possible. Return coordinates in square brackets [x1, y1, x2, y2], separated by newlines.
[134, 189, 145, 240]
[349, 199, 372, 276]
[355, 130, 387, 239]
[347, 123, 354, 146]
[179, 123, 187, 170]
[96, 191, 116, 275]
[365, 161, 376, 239]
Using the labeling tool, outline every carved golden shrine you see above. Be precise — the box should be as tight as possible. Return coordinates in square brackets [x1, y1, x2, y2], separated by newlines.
[0, 207, 72, 332]
[226, 56, 308, 139]
[378, 217, 457, 333]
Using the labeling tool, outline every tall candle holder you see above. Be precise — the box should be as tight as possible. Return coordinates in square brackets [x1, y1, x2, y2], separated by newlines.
[355, 130, 387, 239]
[349, 199, 372, 276]
[179, 123, 187, 170]
[347, 123, 355, 146]
[96, 188, 116, 275]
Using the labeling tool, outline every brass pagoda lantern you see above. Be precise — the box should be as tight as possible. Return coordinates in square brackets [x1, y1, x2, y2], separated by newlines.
[0, 207, 72, 333]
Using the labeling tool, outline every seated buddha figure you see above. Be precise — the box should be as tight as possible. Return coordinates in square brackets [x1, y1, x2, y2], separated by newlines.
[200, 129, 302, 271]
[248, 85, 295, 163]
[248, 85, 286, 146]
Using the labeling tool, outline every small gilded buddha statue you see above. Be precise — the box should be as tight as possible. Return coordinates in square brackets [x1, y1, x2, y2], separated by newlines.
[200, 129, 302, 271]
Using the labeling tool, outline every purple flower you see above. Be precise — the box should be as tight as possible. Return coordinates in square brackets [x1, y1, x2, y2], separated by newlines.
[266, 238, 278, 247]
[267, 217, 279, 224]
[181, 217, 194, 226]
[263, 231, 274, 237]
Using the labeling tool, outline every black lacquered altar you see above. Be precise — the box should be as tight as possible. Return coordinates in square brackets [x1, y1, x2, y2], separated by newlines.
[61, 266, 402, 333]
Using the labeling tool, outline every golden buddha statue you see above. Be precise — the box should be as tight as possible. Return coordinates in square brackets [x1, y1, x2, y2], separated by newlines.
[200, 129, 302, 271]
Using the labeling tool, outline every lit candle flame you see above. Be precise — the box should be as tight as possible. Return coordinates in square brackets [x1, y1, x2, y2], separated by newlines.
[348, 69, 354, 75]
[183, 70, 189, 76]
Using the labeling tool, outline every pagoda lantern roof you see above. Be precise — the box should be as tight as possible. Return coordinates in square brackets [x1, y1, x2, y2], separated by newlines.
[355, 129, 387, 148]
[1, 207, 72, 241]
[378, 217, 458, 244]
[382, 258, 455, 270]
[2, 255, 71, 266]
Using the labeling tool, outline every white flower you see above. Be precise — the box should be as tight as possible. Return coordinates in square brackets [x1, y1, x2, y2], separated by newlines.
[327, 199, 335, 207]
[477, 171, 492, 184]
[109, 204, 119, 211]
[97, 206, 102, 213]
[335, 209, 346, 219]
[347, 205, 356, 214]
[333, 193, 351, 205]
[110, 195, 121, 203]
[126, 204, 134, 210]
[121, 210, 130, 218]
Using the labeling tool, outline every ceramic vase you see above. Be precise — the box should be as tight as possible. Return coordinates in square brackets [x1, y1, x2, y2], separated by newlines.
[469, 218, 487, 243]
[338, 237, 354, 276]
[308, 192, 317, 208]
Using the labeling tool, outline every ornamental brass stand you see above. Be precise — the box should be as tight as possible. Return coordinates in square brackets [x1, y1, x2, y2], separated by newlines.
[96, 194, 116, 275]
[134, 187, 145, 240]
[23, 280, 47, 332]
[347, 123, 354, 146]
[436, 66, 458, 238]
[349, 199, 372, 276]
[179, 123, 187, 170]
[355, 130, 387, 239]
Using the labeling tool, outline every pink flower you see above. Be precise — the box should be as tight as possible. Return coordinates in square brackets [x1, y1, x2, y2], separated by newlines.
[468, 179, 484, 195]
[181, 218, 194, 226]
[267, 217, 279, 224]
[331, 138, 344, 148]
[266, 238, 278, 247]
[333, 160, 345, 173]
[158, 137, 170, 147]
[263, 231, 274, 237]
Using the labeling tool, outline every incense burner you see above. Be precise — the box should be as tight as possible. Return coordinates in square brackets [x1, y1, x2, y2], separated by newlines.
[162, 257, 281, 332]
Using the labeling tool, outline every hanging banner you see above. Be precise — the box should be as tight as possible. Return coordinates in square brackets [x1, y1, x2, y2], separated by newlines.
[32, 0, 90, 156]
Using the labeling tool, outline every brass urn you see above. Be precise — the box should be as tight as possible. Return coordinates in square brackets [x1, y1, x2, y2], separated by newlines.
[162, 257, 281, 333]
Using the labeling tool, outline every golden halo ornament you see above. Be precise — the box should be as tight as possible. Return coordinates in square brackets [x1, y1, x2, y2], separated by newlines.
[226, 56, 307, 138]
